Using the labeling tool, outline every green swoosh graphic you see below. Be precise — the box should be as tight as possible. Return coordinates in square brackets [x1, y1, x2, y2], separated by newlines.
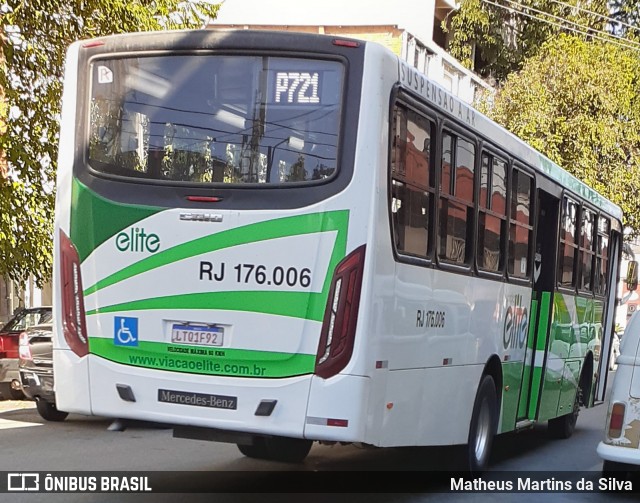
[71, 178, 162, 262]
[84, 210, 349, 298]
[87, 291, 327, 322]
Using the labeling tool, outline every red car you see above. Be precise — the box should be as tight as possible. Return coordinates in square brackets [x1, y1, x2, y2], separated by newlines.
[0, 307, 52, 399]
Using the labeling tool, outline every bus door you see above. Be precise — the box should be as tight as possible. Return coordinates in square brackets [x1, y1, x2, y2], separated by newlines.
[516, 188, 559, 423]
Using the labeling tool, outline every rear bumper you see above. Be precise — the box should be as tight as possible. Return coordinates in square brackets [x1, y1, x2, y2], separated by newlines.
[19, 367, 55, 401]
[597, 441, 640, 466]
[56, 353, 370, 442]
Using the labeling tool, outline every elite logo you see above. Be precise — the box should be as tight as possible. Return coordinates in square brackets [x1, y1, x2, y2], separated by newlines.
[115, 227, 160, 253]
[503, 294, 529, 350]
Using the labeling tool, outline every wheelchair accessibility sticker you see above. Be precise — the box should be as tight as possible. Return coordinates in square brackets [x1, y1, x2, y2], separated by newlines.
[114, 317, 139, 347]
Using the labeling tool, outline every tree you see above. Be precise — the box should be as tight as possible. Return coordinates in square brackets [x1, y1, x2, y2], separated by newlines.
[609, 0, 640, 37]
[0, 1, 219, 287]
[444, 0, 611, 81]
[476, 34, 640, 233]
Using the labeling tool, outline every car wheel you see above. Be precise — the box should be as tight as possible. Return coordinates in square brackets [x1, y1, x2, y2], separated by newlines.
[466, 375, 497, 473]
[0, 382, 24, 400]
[35, 398, 68, 422]
[8, 387, 24, 400]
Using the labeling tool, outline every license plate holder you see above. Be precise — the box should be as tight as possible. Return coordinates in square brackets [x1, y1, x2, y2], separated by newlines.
[171, 324, 224, 347]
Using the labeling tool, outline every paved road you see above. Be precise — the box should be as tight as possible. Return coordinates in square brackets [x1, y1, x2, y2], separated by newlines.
[0, 371, 635, 502]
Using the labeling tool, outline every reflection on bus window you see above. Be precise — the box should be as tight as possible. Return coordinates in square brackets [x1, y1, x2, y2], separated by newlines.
[390, 103, 435, 259]
[478, 153, 507, 273]
[89, 56, 343, 185]
[559, 197, 579, 287]
[595, 217, 610, 295]
[439, 130, 475, 265]
[508, 169, 532, 278]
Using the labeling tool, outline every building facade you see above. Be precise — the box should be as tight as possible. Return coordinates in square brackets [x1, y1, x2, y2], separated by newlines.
[208, 0, 492, 104]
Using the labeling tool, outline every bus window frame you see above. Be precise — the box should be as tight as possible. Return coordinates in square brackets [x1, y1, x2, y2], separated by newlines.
[387, 89, 438, 268]
[84, 50, 348, 188]
[576, 202, 599, 297]
[435, 119, 479, 273]
[505, 162, 535, 286]
[594, 212, 613, 299]
[74, 43, 365, 212]
[556, 193, 581, 294]
[474, 142, 511, 280]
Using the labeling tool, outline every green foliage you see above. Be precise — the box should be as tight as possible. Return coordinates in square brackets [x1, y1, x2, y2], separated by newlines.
[476, 34, 640, 233]
[0, 0, 220, 287]
[445, 0, 611, 80]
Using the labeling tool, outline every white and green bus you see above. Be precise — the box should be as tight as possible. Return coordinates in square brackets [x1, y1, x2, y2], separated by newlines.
[53, 29, 623, 471]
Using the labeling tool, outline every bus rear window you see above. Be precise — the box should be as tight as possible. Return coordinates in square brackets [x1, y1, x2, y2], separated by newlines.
[88, 55, 343, 185]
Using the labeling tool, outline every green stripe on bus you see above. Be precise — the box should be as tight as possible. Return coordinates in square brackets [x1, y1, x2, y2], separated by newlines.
[528, 291, 551, 419]
[71, 178, 163, 263]
[86, 290, 327, 322]
[516, 298, 539, 420]
[89, 337, 315, 378]
[83, 210, 349, 297]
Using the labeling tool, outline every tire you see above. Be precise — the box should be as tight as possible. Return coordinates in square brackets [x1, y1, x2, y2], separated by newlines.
[548, 386, 581, 439]
[263, 436, 313, 463]
[35, 398, 68, 422]
[238, 436, 312, 463]
[603, 460, 631, 477]
[237, 437, 269, 459]
[0, 382, 24, 400]
[8, 387, 25, 400]
[466, 375, 498, 473]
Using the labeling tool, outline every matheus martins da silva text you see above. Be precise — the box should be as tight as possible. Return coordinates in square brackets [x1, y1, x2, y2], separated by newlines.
[451, 477, 633, 492]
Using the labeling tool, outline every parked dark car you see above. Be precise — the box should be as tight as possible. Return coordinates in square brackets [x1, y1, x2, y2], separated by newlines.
[18, 322, 68, 421]
[0, 306, 52, 399]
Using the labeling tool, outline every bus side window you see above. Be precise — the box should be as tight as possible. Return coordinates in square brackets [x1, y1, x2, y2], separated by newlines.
[508, 168, 533, 279]
[438, 130, 476, 265]
[579, 208, 596, 292]
[478, 153, 507, 273]
[558, 196, 579, 288]
[595, 216, 610, 296]
[390, 102, 434, 259]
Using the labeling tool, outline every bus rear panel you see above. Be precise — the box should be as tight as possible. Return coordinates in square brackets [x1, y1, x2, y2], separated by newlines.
[53, 30, 373, 444]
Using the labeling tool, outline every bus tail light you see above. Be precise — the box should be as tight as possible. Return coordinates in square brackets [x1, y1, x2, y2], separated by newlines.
[607, 402, 626, 438]
[315, 245, 365, 379]
[59, 230, 89, 357]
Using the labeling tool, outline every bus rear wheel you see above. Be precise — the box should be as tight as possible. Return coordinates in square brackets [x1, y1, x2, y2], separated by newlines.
[237, 437, 269, 459]
[466, 375, 497, 473]
[238, 436, 312, 463]
[548, 386, 581, 439]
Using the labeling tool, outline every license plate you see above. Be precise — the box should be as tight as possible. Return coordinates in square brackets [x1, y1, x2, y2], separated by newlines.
[171, 324, 223, 347]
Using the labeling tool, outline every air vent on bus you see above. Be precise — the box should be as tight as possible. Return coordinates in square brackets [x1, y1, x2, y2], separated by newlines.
[315, 245, 366, 379]
[59, 230, 89, 357]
